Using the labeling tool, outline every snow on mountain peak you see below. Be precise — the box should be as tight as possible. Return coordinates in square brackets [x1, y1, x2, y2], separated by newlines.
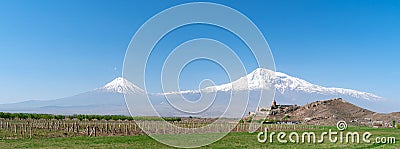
[202, 68, 382, 100]
[96, 77, 145, 95]
[98, 69, 382, 101]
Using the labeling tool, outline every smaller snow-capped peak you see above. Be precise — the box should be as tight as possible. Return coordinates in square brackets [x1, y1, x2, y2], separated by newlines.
[96, 77, 145, 95]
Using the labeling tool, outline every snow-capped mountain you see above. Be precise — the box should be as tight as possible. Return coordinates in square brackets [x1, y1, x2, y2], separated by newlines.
[199, 68, 382, 101]
[0, 69, 396, 116]
[163, 68, 389, 113]
[0, 77, 146, 115]
[94, 69, 381, 102]
[95, 77, 145, 95]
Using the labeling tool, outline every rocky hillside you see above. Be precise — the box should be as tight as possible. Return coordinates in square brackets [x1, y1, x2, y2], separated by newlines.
[268, 98, 400, 127]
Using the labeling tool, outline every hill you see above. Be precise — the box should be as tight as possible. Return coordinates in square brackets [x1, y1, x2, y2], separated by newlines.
[267, 98, 400, 127]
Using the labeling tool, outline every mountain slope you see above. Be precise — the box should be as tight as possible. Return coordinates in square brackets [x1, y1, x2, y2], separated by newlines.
[200, 68, 381, 101]
[0, 78, 145, 115]
[166, 68, 391, 113]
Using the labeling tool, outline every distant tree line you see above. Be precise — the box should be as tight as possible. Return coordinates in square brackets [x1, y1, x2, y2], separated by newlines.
[0, 112, 64, 120]
[0, 112, 181, 122]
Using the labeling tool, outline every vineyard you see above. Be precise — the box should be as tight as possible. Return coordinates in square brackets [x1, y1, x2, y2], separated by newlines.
[0, 113, 320, 140]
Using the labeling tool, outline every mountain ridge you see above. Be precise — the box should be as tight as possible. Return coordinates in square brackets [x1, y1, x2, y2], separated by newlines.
[164, 68, 382, 101]
[0, 68, 396, 115]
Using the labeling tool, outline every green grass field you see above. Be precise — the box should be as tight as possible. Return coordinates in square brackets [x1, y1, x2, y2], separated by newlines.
[0, 126, 399, 148]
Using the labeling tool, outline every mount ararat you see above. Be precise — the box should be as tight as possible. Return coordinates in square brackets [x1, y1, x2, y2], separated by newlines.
[0, 68, 396, 116]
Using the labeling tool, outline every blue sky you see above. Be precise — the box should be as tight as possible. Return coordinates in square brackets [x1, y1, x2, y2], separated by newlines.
[0, 0, 399, 103]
